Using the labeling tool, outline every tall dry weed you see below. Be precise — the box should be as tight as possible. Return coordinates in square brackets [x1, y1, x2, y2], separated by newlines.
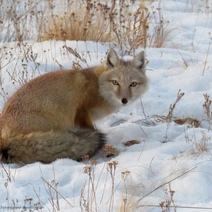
[0, 0, 175, 53]
[40, 1, 112, 43]
[41, 0, 150, 54]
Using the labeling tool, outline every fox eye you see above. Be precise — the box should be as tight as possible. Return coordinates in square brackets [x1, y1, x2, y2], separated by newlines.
[130, 82, 137, 87]
[112, 80, 119, 85]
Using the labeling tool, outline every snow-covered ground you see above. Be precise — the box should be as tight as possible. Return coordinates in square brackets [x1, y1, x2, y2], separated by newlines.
[0, 0, 212, 211]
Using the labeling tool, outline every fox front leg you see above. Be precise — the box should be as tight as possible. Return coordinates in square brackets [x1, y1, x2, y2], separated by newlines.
[74, 107, 94, 129]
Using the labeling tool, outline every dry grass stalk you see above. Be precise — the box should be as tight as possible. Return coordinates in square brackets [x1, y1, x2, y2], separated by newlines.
[184, 127, 211, 155]
[203, 93, 212, 121]
[108, 0, 150, 54]
[203, 93, 212, 130]
[63, 45, 89, 68]
[80, 160, 119, 211]
[136, 166, 196, 205]
[119, 170, 142, 212]
[40, 165, 73, 210]
[107, 161, 118, 212]
[139, 204, 212, 210]
[1, 162, 13, 182]
[163, 90, 184, 142]
[159, 184, 176, 212]
[82, 160, 98, 211]
[41, 176, 73, 209]
[166, 90, 185, 123]
[147, 2, 176, 48]
[202, 34, 211, 76]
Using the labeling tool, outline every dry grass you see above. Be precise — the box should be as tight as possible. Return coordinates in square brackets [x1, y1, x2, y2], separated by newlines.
[153, 90, 185, 142]
[202, 34, 212, 76]
[148, 3, 176, 48]
[0, 0, 176, 54]
[203, 93, 212, 125]
[0, 0, 210, 53]
[1, 158, 211, 211]
[184, 128, 211, 155]
[159, 184, 176, 212]
[40, 1, 112, 43]
[40, 0, 151, 54]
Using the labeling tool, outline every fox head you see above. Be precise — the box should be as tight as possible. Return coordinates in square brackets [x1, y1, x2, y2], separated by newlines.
[99, 48, 148, 108]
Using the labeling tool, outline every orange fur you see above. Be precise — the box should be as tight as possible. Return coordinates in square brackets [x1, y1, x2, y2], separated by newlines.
[0, 66, 109, 149]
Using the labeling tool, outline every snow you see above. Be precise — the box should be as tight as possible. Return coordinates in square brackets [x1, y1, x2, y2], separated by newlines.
[0, 0, 212, 211]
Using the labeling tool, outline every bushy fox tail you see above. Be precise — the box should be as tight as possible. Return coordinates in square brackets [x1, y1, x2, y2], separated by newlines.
[1, 128, 105, 164]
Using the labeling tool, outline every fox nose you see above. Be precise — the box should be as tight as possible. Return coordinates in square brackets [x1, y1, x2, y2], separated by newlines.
[121, 98, 128, 104]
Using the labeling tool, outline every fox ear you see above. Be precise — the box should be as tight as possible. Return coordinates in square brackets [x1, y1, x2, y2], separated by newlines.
[132, 51, 146, 73]
[106, 48, 120, 69]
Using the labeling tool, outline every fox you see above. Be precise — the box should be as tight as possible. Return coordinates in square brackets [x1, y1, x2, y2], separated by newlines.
[0, 48, 147, 164]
